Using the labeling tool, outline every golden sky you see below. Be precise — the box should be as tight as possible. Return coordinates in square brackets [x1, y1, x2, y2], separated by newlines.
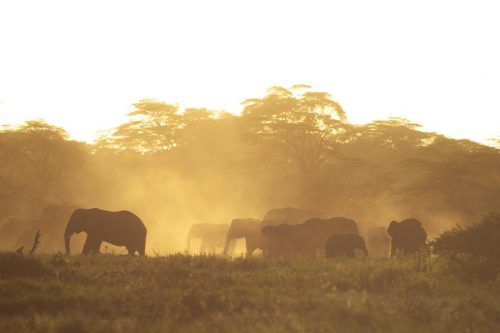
[0, 1, 499, 143]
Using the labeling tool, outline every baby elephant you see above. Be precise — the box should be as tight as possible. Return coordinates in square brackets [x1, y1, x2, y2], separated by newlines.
[325, 233, 368, 258]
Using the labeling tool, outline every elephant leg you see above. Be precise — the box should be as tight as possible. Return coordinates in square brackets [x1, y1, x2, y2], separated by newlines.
[246, 245, 255, 258]
[138, 237, 146, 256]
[81, 238, 92, 255]
[246, 239, 254, 258]
[82, 235, 101, 255]
[127, 246, 136, 255]
[92, 241, 102, 255]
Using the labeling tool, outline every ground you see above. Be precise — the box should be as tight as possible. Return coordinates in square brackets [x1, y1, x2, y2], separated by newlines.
[0, 254, 499, 333]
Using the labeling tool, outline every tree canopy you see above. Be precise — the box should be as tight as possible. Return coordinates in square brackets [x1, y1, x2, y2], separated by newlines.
[1, 85, 499, 252]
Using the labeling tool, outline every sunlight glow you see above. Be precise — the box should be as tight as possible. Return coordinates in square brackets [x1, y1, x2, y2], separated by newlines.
[0, 0, 499, 143]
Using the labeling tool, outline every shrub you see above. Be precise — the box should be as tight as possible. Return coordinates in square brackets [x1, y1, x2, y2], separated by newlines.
[432, 215, 500, 262]
[0, 252, 48, 278]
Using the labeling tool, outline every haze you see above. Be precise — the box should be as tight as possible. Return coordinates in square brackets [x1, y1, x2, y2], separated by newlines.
[0, 0, 499, 143]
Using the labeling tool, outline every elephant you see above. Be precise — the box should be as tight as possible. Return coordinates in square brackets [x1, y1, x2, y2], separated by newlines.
[64, 208, 147, 255]
[325, 233, 368, 258]
[261, 207, 324, 227]
[364, 226, 391, 258]
[186, 223, 229, 254]
[223, 218, 264, 257]
[387, 218, 427, 256]
[301, 217, 360, 257]
[261, 223, 318, 258]
[262, 217, 360, 258]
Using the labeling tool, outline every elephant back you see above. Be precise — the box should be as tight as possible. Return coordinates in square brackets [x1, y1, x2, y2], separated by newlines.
[227, 218, 261, 238]
[261, 207, 324, 227]
[189, 223, 229, 239]
[303, 217, 359, 235]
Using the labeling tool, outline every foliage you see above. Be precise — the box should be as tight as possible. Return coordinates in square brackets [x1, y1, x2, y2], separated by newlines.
[242, 85, 347, 175]
[1, 85, 500, 252]
[0, 121, 88, 216]
[431, 215, 500, 263]
[97, 99, 181, 153]
[0, 252, 48, 278]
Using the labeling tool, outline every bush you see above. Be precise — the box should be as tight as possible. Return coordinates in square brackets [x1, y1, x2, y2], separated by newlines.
[431, 215, 500, 282]
[0, 252, 48, 278]
[432, 215, 500, 262]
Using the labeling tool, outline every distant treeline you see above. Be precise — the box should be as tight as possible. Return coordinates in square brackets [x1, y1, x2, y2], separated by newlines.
[1, 85, 499, 252]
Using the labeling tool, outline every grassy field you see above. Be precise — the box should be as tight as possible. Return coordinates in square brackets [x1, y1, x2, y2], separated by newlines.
[0, 253, 499, 333]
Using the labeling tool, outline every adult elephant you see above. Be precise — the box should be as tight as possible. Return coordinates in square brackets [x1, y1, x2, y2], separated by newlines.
[325, 233, 368, 258]
[186, 223, 229, 254]
[262, 217, 360, 258]
[223, 218, 264, 258]
[387, 219, 427, 256]
[301, 217, 360, 257]
[64, 208, 147, 255]
[261, 207, 324, 227]
[261, 224, 310, 258]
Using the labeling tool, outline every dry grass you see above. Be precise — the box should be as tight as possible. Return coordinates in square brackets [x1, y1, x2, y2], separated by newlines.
[0, 254, 499, 332]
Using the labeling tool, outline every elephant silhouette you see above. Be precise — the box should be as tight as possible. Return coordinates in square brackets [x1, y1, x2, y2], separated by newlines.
[261, 224, 312, 258]
[325, 233, 368, 258]
[223, 218, 264, 257]
[387, 219, 427, 256]
[186, 223, 229, 254]
[302, 217, 360, 257]
[262, 217, 360, 258]
[261, 207, 324, 227]
[64, 208, 147, 255]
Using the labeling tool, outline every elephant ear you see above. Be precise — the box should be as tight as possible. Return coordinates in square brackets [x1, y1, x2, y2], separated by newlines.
[84, 215, 100, 234]
[387, 221, 399, 237]
[417, 225, 428, 242]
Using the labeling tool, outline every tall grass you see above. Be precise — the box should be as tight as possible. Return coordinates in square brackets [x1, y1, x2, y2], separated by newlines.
[0, 254, 499, 332]
[0, 252, 48, 278]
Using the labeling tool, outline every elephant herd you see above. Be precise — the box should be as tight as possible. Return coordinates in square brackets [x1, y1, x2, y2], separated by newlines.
[58, 206, 427, 258]
[187, 207, 428, 259]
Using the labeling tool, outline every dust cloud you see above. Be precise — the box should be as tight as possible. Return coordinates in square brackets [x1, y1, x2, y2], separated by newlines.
[1, 87, 499, 254]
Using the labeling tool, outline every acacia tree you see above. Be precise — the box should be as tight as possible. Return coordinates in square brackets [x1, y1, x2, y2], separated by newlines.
[0, 120, 87, 216]
[241, 85, 348, 205]
[98, 99, 182, 153]
[397, 137, 500, 230]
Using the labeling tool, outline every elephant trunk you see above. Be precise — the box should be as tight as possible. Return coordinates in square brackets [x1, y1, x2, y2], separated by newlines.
[65, 235, 71, 254]
[361, 241, 369, 257]
[64, 219, 75, 255]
